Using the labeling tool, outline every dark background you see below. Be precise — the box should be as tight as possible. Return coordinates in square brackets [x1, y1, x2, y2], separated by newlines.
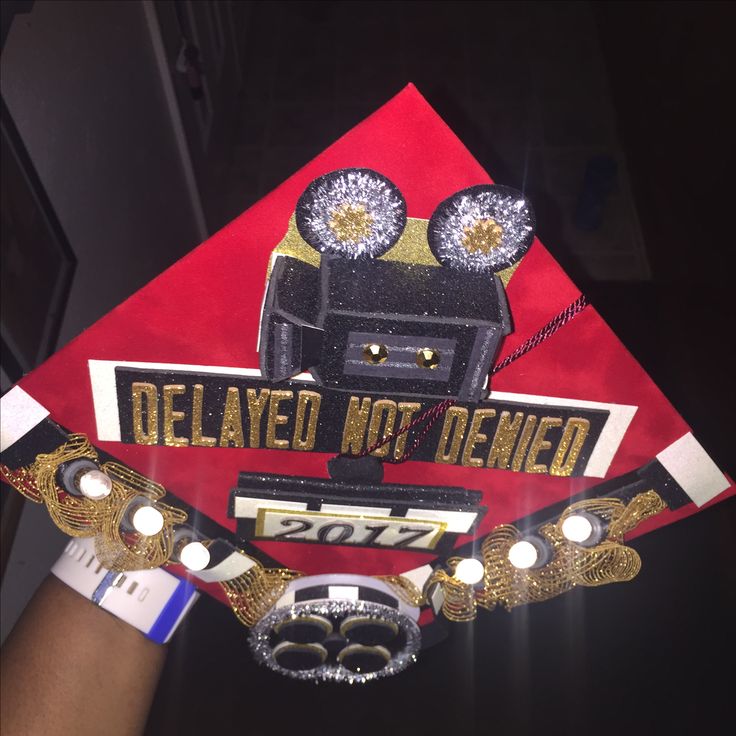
[2, 2, 735, 735]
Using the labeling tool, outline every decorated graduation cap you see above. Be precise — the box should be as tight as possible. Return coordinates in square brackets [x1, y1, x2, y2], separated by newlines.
[1, 84, 733, 684]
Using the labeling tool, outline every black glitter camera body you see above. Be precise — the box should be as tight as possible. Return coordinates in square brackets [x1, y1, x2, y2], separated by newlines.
[259, 169, 535, 402]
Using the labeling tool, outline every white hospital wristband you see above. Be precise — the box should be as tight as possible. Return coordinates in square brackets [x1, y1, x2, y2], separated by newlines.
[51, 537, 199, 644]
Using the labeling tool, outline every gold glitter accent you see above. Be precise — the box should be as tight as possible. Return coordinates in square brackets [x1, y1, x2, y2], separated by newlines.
[328, 202, 374, 244]
[550, 418, 590, 476]
[376, 575, 425, 607]
[525, 417, 563, 473]
[219, 387, 245, 447]
[393, 402, 421, 459]
[0, 435, 118, 535]
[380, 217, 438, 267]
[341, 396, 371, 454]
[486, 410, 524, 469]
[131, 382, 158, 445]
[191, 384, 216, 447]
[427, 560, 477, 622]
[434, 407, 469, 464]
[362, 343, 388, 364]
[94, 461, 186, 571]
[162, 385, 188, 447]
[268, 215, 520, 286]
[415, 348, 441, 369]
[476, 491, 667, 612]
[246, 388, 270, 448]
[0, 435, 187, 571]
[366, 399, 397, 458]
[425, 491, 667, 622]
[266, 390, 293, 449]
[292, 390, 322, 451]
[220, 556, 303, 628]
[511, 415, 537, 471]
[461, 218, 504, 254]
[461, 408, 497, 467]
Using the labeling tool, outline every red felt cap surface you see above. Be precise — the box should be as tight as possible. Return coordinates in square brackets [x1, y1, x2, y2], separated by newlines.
[13, 84, 734, 581]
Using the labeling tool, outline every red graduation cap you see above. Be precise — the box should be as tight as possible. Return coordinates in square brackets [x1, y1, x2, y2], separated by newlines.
[1, 84, 732, 683]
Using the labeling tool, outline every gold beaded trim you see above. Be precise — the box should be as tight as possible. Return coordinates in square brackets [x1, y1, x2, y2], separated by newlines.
[0, 434, 185, 571]
[220, 559, 304, 628]
[425, 491, 666, 622]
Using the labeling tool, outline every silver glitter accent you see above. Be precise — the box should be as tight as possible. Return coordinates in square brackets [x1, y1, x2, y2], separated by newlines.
[249, 600, 421, 684]
[296, 169, 407, 259]
[428, 184, 535, 273]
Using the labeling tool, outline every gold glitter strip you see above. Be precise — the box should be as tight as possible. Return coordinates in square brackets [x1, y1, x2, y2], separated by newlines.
[269, 215, 520, 286]
[375, 575, 426, 607]
[1, 434, 187, 571]
[428, 491, 666, 621]
[220, 559, 304, 628]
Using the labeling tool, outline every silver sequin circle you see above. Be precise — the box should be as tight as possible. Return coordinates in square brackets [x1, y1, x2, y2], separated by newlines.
[428, 184, 535, 273]
[296, 169, 407, 258]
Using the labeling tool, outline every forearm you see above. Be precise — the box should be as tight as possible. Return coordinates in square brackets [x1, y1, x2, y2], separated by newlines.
[1, 575, 166, 736]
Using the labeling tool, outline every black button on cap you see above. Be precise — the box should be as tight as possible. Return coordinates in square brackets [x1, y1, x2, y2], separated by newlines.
[323, 633, 349, 659]
[273, 615, 332, 644]
[273, 642, 327, 672]
[338, 644, 390, 674]
[340, 616, 399, 645]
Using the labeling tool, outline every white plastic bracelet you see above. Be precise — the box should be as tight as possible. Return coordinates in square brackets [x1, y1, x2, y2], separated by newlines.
[51, 537, 199, 644]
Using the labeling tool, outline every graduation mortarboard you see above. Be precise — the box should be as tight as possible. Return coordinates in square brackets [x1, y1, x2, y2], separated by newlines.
[1, 85, 733, 683]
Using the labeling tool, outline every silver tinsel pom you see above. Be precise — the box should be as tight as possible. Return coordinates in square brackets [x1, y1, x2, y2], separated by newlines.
[428, 184, 536, 273]
[296, 168, 406, 258]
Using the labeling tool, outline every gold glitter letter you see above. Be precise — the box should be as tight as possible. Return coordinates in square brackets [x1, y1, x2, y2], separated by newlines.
[266, 390, 293, 449]
[393, 402, 422, 459]
[292, 390, 322, 451]
[341, 397, 372, 454]
[191, 384, 216, 447]
[435, 407, 469, 464]
[245, 388, 270, 449]
[367, 399, 398, 458]
[461, 409, 497, 467]
[131, 382, 159, 445]
[511, 415, 538, 471]
[219, 387, 245, 447]
[162, 385, 189, 447]
[486, 411, 524, 469]
[525, 417, 563, 473]
[550, 418, 590, 476]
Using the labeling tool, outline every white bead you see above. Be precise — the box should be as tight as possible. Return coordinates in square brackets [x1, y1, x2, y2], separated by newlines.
[179, 541, 210, 571]
[77, 470, 113, 500]
[453, 557, 485, 585]
[131, 505, 164, 536]
[561, 514, 594, 544]
[508, 540, 539, 569]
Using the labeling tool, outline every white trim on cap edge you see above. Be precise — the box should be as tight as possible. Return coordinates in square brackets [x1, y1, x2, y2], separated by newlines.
[0, 386, 50, 452]
[656, 432, 729, 507]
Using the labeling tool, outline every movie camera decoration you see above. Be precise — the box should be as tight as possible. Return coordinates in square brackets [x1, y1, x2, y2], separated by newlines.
[261, 169, 534, 402]
[0, 87, 732, 686]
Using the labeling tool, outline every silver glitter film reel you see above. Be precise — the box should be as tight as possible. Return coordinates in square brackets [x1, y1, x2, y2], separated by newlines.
[295, 168, 407, 259]
[427, 184, 536, 273]
[249, 575, 421, 684]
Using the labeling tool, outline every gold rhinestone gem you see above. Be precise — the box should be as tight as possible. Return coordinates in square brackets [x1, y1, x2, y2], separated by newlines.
[328, 202, 374, 243]
[461, 217, 503, 254]
[416, 348, 441, 369]
[363, 343, 388, 364]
